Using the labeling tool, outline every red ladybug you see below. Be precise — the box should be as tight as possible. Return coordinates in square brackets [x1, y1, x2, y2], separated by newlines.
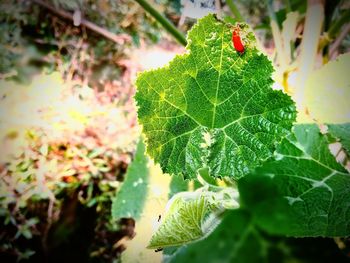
[232, 27, 245, 54]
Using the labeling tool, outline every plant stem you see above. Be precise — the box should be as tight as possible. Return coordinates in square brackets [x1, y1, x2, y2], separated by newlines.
[134, 0, 187, 46]
[328, 8, 350, 39]
[226, 0, 244, 22]
[284, 0, 292, 13]
[295, 0, 324, 113]
[267, 0, 289, 69]
[330, 23, 350, 58]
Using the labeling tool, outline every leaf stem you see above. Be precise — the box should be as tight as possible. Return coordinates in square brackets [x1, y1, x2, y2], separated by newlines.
[226, 0, 244, 22]
[267, 0, 289, 69]
[328, 8, 350, 39]
[295, 0, 324, 113]
[134, 0, 187, 46]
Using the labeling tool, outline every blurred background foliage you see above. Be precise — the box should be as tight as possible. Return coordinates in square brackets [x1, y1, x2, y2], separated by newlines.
[0, 0, 349, 262]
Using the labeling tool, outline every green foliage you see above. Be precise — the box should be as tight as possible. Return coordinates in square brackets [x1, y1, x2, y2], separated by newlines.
[134, 10, 350, 260]
[148, 186, 238, 249]
[148, 194, 210, 248]
[112, 139, 149, 220]
[327, 123, 350, 155]
[136, 14, 296, 180]
[169, 174, 189, 199]
[165, 209, 350, 263]
[0, 72, 138, 261]
[239, 124, 350, 237]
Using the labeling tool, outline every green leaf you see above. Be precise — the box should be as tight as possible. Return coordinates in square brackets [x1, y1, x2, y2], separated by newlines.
[239, 124, 350, 237]
[112, 139, 149, 220]
[166, 209, 349, 263]
[327, 123, 350, 155]
[166, 210, 264, 263]
[148, 188, 238, 249]
[305, 53, 350, 123]
[148, 192, 214, 249]
[135, 14, 296, 179]
[169, 173, 189, 199]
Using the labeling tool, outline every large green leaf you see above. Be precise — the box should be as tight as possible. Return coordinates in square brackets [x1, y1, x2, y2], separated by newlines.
[166, 209, 349, 263]
[166, 210, 265, 263]
[239, 124, 350, 237]
[112, 139, 149, 220]
[135, 14, 296, 179]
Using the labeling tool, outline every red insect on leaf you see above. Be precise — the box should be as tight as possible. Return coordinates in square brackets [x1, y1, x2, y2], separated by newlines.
[232, 27, 245, 54]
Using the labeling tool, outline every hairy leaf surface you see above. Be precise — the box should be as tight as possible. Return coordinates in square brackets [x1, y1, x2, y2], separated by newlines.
[148, 188, 238, 249]
[135, 14, 296, 179]
[148, 193, 209, 249]
[239, 124, 350, 236]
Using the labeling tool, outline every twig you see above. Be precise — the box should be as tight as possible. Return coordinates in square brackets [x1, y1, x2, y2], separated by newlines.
[295, 0, 324, 112]
[328, 8, 350, 39]
[134, 0, 187, 46]
[226, 0, 244, 22]
[267, 0, 290, 70]
[330, 23, 350, 58]
[30, 0, 131, 44]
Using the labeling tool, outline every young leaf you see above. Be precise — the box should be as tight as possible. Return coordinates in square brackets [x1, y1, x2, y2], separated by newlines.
[112, 139, 149, 220]
[239, 124, 350, 237]
[148, 194, 210, 249]
[135, 14, 296, 179]
[148, 187, 238, 249]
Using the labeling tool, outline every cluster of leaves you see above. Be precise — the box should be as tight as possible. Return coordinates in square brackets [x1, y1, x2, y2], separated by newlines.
[135, 14, 350, 262]
[0, 72, 139, 262]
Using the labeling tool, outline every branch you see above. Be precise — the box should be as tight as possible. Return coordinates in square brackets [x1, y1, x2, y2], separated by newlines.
[31, 0, 131, 44]
[330, 23, 350, 58]
[295, 0, 324, 112]
[134, 0, 187, 46]
[226, 0, 244, 22]
[328, 8, 350, 39]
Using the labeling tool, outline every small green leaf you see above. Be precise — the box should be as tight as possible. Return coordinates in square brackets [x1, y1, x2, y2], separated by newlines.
[148, 194, 209, 249]
[239, 124, 350, 237]
[136, 14, 296, 179]
[148, 187, 239, 249]
[112, 139, 149, 220]
[327, 123, 350, 155]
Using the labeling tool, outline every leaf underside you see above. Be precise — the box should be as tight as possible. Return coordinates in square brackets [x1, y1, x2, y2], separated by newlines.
[148, 195, 209, 249]
[239, 124, 350, 237]
[135, 14, 296, 179]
